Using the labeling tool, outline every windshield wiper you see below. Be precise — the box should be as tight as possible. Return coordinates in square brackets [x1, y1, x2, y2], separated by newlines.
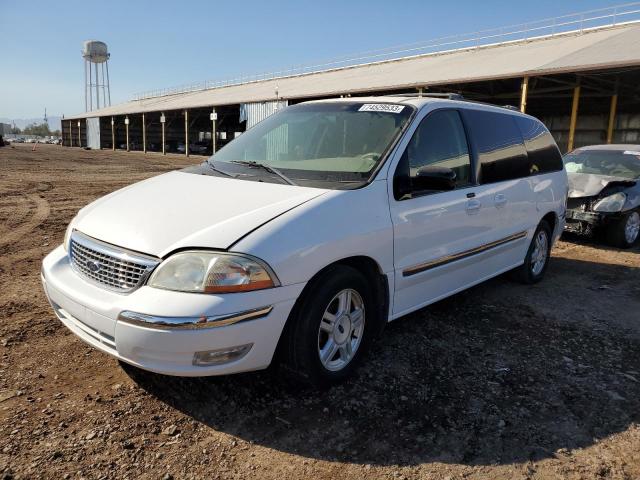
[204, 161, 235, 177]
[229, 160, 297, 186]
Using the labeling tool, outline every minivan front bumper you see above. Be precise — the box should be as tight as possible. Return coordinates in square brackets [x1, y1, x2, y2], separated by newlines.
[42, 245, 303, 376]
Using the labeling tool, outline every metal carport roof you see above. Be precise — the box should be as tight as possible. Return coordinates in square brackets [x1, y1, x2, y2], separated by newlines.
[67, 22, 640, 120]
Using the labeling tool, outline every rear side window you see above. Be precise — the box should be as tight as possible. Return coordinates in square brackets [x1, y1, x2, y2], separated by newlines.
[463, 109, 529, 184]
[514, 116, 563, 174]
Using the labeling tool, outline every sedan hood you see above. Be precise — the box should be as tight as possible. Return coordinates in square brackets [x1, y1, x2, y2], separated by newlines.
[74, 171, 327, 257]
[567, 172, 636, 198]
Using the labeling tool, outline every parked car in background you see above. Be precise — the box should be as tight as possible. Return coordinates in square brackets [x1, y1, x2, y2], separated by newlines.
[564, 145, 640, 248]
[42, 96, 567, 385]
[177, 142, 209, 154]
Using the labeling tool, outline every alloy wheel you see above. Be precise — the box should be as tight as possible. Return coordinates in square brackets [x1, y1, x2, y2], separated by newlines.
[531, 230, 549, 276]
[317, 288, 365, 372]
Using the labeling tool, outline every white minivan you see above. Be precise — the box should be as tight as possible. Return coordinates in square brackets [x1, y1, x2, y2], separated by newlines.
[42, 95, 567, 385]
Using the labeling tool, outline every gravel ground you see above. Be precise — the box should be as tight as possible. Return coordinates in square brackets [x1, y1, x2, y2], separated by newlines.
[1, 143, 639, 480]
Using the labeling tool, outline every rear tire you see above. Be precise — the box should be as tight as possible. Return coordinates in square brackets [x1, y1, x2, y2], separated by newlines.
[280, 265, 378, 387]
[606, 210, 640, 249]
[512, 220, 552, 284]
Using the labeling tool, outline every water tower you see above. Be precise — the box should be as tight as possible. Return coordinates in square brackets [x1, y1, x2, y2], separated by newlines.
[82, 40, 111, 111]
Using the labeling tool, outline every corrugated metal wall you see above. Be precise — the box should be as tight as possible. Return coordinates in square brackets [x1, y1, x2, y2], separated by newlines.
[240, 100, 288, 129]
[86, 117, 101, 149]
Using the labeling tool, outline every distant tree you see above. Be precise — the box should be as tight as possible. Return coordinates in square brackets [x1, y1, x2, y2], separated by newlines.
[22, 122, 51, 137]
[52, 129, 61, 136]
[10, 126, 21, 134]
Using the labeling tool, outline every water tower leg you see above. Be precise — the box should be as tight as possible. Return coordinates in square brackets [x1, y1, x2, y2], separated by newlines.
[95, 63, 100, 110]
[84, 61, 88, 112]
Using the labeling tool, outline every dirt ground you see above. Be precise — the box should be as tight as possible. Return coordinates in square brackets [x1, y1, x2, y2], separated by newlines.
[0, 143, 639, 480]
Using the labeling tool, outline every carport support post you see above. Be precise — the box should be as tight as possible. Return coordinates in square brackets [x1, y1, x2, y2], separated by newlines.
[77, 121, 81, 148]
[567, 85, 581, 152]
[184, 109, 189, 157]
[69, 121, 73, 147]
[211, 109, 217, 154]
[161, 113, 166, 155]
[607, 94, 618, 144]
[142, 113, 146, 153]
[125, 116, 130, 152]
[520, 76, 529, 113]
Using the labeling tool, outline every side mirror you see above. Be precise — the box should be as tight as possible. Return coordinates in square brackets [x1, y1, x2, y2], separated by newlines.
[412, 165, 457, 191]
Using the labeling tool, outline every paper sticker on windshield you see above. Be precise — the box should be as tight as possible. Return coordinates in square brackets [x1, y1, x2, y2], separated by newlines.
[358, 104, 405, 114]
[623, 150, 640, 156]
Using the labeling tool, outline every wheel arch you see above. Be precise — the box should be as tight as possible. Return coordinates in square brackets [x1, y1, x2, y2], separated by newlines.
[274, 255, 390, 362]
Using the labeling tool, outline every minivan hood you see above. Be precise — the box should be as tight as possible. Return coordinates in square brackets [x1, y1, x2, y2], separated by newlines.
[74, 171, 327, 257]
[567, 172, 636, 198]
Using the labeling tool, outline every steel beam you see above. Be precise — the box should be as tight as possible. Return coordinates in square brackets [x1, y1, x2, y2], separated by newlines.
[520, 76, 529, 113]
[567, 85, 581, 152]
[142, 113, 146, 153]
[111, 117, 115, 151]
[607, 94, 618, 144]
[184, 110, 189, 157]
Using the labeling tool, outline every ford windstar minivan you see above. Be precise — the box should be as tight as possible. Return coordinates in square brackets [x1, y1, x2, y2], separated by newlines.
[42, 95, 568, 385]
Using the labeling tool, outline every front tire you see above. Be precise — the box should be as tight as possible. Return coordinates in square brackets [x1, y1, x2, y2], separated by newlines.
[512, 220, 552, 284]
[281, 265, 377, 386]
[606, 210, 640, 249]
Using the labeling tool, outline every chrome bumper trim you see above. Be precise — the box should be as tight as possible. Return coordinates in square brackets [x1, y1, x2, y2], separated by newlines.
[117, 305, 274, 330]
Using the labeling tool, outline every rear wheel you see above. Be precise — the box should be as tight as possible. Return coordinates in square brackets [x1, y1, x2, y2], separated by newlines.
[281, 265, 377, 386]
[512, 220, 552, 284]
[606, 210, 640, 249]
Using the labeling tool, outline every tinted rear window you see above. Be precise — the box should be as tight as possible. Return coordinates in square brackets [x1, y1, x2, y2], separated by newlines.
[463, 109, 529, 183]
[515, 116, 563, 174]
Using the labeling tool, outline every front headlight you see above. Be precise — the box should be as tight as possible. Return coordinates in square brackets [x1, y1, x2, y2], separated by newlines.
[147, 251, 279, 294]
[593, 192, 626, 213]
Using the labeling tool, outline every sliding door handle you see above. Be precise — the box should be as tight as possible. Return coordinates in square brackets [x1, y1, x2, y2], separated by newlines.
[494, 193, 507, 208]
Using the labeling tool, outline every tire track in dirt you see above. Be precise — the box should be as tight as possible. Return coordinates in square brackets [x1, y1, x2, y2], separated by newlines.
[0, 193, 50, 249]
[0, 195, 31, 238]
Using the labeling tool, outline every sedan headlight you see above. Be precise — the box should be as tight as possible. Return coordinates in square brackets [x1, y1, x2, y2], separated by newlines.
[593, 192, 627, 213]
[147, 251, 279, 294]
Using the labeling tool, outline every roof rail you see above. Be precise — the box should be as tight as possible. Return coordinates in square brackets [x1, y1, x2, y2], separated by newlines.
[387, 92, 465, 100]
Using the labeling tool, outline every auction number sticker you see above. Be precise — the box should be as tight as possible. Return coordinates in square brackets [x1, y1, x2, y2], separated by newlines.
[358, 104, 405, 113]
[623, 150, 640, 156]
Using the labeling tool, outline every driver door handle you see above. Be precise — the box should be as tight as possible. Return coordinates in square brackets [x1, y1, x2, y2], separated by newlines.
[466, 199, 481, 215]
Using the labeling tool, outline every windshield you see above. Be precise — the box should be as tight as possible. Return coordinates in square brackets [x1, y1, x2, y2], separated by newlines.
[563, 149, 640, 179]
[207, 102, 414, 189]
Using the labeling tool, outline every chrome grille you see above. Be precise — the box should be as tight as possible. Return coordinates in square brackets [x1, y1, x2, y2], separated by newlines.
[69, 231, 160, 293]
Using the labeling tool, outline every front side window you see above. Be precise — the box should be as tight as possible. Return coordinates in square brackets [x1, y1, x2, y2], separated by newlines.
[393, 109, 472, 199]
[203, 102, 414, 189]
[464, 109, 529, 183]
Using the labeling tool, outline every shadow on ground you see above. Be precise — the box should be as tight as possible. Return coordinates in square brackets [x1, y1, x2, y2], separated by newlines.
[125, 257, 640, 467]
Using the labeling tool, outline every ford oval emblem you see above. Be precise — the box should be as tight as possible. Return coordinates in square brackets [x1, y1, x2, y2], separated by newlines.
[86, 260, 101, 273]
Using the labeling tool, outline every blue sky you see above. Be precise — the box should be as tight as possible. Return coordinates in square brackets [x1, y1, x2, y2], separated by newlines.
[0, 0, 624, 118]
